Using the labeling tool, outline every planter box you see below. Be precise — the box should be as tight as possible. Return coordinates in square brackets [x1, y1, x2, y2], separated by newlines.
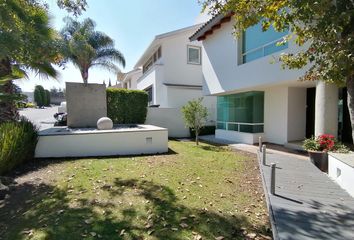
[308, 150, 328, 172]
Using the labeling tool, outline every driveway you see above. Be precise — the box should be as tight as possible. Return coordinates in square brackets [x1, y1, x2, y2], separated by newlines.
[20, 107, 58, 130]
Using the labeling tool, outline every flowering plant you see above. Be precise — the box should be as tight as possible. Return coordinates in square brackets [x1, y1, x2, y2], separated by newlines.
[303, 134, 349, 153]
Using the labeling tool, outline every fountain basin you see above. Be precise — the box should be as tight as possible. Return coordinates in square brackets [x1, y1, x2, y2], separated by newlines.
[35, 124, 168, 158]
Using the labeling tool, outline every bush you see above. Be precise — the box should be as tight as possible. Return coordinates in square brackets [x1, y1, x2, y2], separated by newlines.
[0, 118, 38, 175]
[34, 85, 46, 107]
[303, 134, 349, 153]
[106, 88, 148, 124]
[44, 89, 51, 106]
[25, 102, 36, 108]
[190, 125, 216, 138]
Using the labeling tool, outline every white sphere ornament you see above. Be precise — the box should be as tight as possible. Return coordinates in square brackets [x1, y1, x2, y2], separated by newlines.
[97, 117, 113, 130]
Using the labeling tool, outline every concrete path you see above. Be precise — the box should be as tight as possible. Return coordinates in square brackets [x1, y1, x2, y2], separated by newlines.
[19, 107, 58, 130]
[259, 151, 354, 240]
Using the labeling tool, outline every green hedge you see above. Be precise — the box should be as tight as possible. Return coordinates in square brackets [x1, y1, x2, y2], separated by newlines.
[0, 118, 38, 175]
[107, 88, 148, 124]
[189, 125, 216, 138]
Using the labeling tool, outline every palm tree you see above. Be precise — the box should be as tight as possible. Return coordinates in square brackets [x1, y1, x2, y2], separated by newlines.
[0, 0, 59, 123]
[61, 17, 125, 84]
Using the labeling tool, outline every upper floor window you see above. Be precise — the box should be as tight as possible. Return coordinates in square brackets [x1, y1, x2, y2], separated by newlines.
[242, 22, 288, 63]
[187, 45, 201, 65]
[143, 47, 161, 74]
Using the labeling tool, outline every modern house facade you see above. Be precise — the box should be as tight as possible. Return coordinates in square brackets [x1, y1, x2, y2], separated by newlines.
[190, 14, 352, 145]
[113, 69, 142, 90]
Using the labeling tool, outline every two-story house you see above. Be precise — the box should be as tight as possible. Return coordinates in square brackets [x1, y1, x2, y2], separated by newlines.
[134, 24, 215, 108]
[190, 13, 352, 145]
[130, 24, 216, 137]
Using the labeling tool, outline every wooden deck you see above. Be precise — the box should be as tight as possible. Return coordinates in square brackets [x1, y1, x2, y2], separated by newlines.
[259, 151, 354, 240]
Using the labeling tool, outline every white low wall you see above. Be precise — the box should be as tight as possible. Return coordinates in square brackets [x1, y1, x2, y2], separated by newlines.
[35, 125, 168, 158]
[146, 107, 216, 138]
[328, 153, 354, 198]
[215, 129, 264, 144]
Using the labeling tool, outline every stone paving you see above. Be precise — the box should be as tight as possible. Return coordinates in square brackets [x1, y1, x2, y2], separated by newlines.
[259, 151, 354, 240]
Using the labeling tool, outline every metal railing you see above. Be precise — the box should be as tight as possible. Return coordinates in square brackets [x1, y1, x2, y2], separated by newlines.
[217, 121, 264, 132]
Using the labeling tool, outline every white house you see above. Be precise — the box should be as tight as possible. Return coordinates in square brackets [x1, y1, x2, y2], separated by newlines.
[190, 13, 353, 145]
[113, 69, 142, 89]
[131, 24, 216, 137]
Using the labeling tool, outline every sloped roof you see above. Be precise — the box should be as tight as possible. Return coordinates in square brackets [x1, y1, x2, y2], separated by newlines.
[189, 12, 233, 41]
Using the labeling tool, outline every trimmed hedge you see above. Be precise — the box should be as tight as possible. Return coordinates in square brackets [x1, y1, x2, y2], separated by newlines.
[107, 88, 148, 124]
[189, 125, 216, 138]
[0, 118, 38, 175]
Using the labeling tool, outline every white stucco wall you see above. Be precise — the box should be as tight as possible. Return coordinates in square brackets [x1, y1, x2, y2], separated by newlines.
[264, 86, 289, 144]
[201, 21, 308, 95]
[287, 87, 307, 141]
[329, 154, 354, 198]
[166, 87, 216, 110]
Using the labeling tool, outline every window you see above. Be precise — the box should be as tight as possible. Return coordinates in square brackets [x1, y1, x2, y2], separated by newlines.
[143, 47, 161, 73]
[187, 46, 201, 64]
[242, 22, 288, 63]
[145, 86, 153, 105]
[217, 91, 264, 133]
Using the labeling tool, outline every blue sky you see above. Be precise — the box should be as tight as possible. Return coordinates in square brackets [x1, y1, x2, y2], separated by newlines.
[16, 0, 204, 91]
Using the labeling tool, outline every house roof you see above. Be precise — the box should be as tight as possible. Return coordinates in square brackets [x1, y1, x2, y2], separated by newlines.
[134, 24, 204, 68]
[189, 12, 233, 41]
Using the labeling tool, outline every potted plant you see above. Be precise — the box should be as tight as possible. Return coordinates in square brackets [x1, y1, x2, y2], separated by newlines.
[303, 134, 349, 172]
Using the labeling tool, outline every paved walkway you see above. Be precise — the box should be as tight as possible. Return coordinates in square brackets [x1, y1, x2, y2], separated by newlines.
[20, 107, 57, 130]
[259, 151, 354, 240]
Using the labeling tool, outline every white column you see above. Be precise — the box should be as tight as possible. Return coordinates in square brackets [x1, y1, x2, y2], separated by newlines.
[315, 81, 338, 137]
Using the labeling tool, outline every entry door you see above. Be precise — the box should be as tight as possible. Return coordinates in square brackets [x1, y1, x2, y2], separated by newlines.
[306, 88, 316, 138]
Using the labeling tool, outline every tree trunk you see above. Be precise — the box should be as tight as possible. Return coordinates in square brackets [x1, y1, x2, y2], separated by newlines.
[195, 131, 199, 145]
[0, 58, 18, 123]
[81, 68, 88, 85]
[347, 74, 354, 143]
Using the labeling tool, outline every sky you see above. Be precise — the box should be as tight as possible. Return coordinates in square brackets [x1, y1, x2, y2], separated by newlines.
[16, 0, 206, 92]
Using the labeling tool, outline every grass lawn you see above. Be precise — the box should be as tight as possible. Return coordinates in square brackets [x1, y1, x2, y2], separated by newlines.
[0, 140, 271, 240]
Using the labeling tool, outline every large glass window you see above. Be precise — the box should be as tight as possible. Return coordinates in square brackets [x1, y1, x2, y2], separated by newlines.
[242, 22, 288, 63]
[217, 91, 264, 133]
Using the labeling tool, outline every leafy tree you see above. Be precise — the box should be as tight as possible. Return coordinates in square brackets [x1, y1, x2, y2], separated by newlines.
[181, 98, 208, 145]
[44, 89, 51, 106]
[0, 0, 87, 123]
[200, 0, 354, 141]
[60, 17, 126, 84]
[34, 85, 46, 107]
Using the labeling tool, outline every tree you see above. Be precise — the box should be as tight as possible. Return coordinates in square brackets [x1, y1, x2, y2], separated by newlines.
[181, 98, 208, 145]
[44, 89, 51, 106]
[34, 85, 46, 108]
[201, 0, 354, 142]
[0, 0, 87, 123]
[60, 17, 126, 84]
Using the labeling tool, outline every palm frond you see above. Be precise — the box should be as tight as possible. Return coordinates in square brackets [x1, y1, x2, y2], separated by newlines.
[94, 48, 126, 68]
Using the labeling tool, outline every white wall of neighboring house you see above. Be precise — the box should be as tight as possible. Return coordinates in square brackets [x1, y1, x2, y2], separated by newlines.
[133, 24, 216, 137]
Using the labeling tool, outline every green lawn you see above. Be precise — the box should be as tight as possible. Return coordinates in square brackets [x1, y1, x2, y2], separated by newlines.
[0, 140, 270, 240]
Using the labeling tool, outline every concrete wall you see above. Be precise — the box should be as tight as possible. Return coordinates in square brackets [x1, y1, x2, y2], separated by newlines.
[166, 87, 216, 109]
[216, 129, 264, 144]
[35, 126, 168, 158]
[287, 87, 307, 141]
[201, 21, 308, 95]
[146, 106, 216, 138]
[66, 82, 107, 128]
[329, 154, 354, 198]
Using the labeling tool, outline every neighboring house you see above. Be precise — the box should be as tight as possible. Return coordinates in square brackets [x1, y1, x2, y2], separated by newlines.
[190, 14, 352, 145]
[112, 69, 143, 90]
[134, 24, 215, 109]
[130, 24, 216, 137]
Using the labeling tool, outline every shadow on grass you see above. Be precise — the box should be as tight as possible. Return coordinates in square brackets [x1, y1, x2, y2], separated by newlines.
[0, 177, 270, 240]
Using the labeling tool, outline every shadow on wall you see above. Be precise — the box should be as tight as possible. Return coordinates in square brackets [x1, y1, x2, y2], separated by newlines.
[0, 177, 269, 239]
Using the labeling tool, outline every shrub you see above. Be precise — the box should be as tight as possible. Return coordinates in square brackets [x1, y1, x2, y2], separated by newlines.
[44, 89, 51, 106]
[303, 134, 349, 153]
[190, 125, 216, 138]
[25, 102, 36, 108]
[106, 88, 148, 124]
[0, 118, 38, 175]
[34, 85, 46, 107]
